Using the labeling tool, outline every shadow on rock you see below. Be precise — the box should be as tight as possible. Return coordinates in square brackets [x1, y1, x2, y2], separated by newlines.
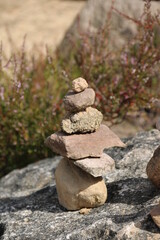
[107, 177, 160, 205]
[0, 223, 6, 238]
[0, 186, 66, 214]
[135, 214, 160, 234]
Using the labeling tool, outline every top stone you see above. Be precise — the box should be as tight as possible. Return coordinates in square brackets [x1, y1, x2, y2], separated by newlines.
[72, 77, 88, 93]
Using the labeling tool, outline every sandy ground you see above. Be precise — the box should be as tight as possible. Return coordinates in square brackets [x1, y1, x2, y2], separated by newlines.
[0, 0, 85, 56]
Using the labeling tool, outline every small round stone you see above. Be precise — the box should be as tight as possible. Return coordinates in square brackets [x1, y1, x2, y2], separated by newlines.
[72, 77, 88, 93]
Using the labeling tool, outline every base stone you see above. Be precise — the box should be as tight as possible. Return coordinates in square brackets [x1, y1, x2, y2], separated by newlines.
[55, 158, 107, 210]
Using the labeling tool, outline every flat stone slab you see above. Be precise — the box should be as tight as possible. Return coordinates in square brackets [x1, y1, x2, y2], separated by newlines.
[73, 153, 115, 177]
[61, 107, 103, 134]
[45, 124, 125, 160]
[63, 88, 95, 112]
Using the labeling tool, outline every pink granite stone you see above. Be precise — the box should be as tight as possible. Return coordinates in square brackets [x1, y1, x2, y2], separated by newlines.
[45, 124, 125, 160]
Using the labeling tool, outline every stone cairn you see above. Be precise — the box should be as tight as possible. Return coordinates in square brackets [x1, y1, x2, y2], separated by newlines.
[45, 78, 125, 210]
[147, 117, 160, 228]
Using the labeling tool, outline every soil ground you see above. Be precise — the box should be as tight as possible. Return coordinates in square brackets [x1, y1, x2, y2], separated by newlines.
[0, 0, 85, 56]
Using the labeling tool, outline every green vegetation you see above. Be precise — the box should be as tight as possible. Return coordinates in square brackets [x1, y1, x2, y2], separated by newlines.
[0, 1, 159, 177]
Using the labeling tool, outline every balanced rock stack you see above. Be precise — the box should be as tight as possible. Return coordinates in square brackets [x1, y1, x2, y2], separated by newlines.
[45, 78, 125, 210]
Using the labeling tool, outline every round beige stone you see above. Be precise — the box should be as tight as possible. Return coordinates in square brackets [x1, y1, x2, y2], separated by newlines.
[55, 158, 107, 210]
[72, 77, 88, 93]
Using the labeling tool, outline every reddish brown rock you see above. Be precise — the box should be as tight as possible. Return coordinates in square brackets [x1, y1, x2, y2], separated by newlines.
[45, 124, 125, 160]
[146, 146, 160, 188]
[63, 88, 95, 112]
[150, 203, 160, 228]
[73, 153, 115, 177]
[55, 158, 107, 210]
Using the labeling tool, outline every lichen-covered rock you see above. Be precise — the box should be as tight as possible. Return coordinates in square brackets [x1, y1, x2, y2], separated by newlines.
[146, 146, 160, 188]
[63, 88, 95, 112]
[72, 77, 88, 93]
[55, 158, 107, 210]
[0, 130, 160, 239]
[61, 107, 103, 134]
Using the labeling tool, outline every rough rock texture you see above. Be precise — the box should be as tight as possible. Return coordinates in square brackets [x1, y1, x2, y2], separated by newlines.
[72, 77, 88, 93]
[146, 145, 160, 188]
[59, 0, 160, 57]
[63, 88, 95, 112]
[61, 107, 103, 134]
[150, 204, 160, 228]
[74, 152, 115, 177]
[45, 124, 125, 159]
[0, 129, 160, 239]
[55, 158, 107, 210]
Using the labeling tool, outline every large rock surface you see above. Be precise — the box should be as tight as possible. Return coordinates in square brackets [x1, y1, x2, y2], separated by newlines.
[0, 129, 160, 239]
[59, 0, 160, 57]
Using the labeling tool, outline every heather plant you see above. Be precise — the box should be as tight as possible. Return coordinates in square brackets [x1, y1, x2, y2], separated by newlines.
[0, 43, 67, 177]
[0, 0, 160, 177]
[59, 0, 160, 123]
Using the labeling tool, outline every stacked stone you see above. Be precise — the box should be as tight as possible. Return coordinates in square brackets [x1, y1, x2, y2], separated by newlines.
[45, 78, 125, 210]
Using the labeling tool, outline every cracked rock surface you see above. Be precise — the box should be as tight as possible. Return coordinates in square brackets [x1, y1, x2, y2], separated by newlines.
[0, 129, 160, 239]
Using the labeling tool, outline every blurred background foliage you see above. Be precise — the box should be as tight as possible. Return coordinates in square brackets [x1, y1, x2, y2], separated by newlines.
[0, 1, 159, 177]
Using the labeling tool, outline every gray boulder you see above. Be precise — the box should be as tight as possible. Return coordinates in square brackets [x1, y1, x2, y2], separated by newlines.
[59, 0, 160, 57]
[0, 129, 160, 239]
